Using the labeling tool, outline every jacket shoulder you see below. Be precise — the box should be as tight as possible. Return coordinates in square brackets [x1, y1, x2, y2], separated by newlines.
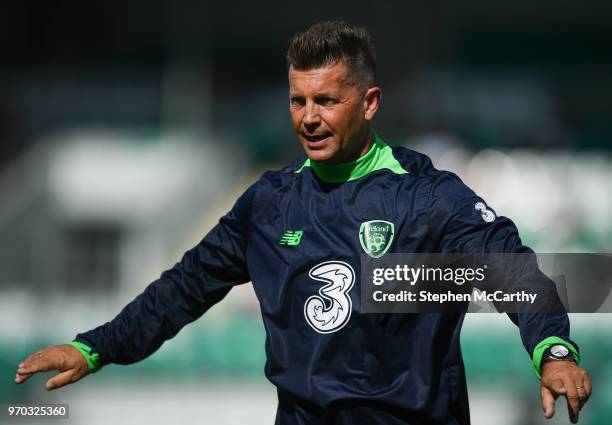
[257, 156, 307, 187]
[390, 145, 476, 203]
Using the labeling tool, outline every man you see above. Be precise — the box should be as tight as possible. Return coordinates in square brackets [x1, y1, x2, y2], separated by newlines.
[15, 21, 591, 425]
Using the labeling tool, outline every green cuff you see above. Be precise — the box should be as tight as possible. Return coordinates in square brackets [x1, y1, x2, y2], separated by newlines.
[70, 341, 101, 373]
[532, 336, 580, 380]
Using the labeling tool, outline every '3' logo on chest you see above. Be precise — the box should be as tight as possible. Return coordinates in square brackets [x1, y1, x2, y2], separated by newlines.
[304, 261, 354, 334]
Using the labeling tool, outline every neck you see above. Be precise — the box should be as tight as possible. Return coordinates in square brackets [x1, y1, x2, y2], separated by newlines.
[306, 130, 380, 182]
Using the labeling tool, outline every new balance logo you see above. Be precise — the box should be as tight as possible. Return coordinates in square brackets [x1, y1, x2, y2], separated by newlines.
[279, 230, 303, 246]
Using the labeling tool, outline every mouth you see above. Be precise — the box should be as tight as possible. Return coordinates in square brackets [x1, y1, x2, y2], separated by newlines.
[302, 132, 332, 145]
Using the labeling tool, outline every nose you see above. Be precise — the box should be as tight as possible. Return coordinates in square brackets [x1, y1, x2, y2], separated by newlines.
[302, 101, 321, 131]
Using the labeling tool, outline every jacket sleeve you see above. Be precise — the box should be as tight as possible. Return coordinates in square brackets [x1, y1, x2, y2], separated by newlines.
[428, 171, 580, 378]
[73, 181, 258, 368]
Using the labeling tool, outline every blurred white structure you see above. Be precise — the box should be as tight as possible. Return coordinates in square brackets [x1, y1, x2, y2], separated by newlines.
[0, 129, 247, 295]
[407, 135, 612, 252]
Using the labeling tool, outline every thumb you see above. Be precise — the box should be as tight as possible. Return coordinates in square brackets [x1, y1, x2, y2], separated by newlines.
[45, 370, 77, 391]
[541, 385, 557, 419]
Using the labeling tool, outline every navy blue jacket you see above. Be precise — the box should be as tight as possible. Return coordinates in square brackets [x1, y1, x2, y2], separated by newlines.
[75, 133, 577, 425]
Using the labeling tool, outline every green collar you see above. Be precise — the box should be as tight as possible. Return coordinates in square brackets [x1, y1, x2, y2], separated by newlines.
[295, 131, 408, 182]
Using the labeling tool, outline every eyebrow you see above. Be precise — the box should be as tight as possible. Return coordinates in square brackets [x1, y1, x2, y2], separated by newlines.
[289, 91, 339, 98]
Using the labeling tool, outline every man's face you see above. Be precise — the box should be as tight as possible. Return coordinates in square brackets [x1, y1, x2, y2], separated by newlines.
[288, 62, 380, 165]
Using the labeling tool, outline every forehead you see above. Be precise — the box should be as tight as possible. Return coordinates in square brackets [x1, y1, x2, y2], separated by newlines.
[288, 62, 351, 93]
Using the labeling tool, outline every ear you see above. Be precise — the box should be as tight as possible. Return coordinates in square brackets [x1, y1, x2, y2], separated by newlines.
[363, 86, 382, 121]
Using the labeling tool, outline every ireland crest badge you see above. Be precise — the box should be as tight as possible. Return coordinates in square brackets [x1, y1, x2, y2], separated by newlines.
[359, 220, 395, 258]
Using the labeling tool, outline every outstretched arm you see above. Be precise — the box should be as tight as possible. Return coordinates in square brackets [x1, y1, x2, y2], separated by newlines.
[430, 171, 592, 423]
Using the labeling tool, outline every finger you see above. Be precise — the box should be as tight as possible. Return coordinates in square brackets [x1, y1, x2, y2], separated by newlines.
[540, 385, 557, 419]
[45, 370, 76, 391]
[566, 396, 579, 424]
[581, 371, 592, 402]
[576, 389, 587, 410]
[563, 376, 580, 423]
[574, 378, 587, 409]
[14, 372, 33, 384]
[18, 351, 56, 375]
[569, 368, 592, 405]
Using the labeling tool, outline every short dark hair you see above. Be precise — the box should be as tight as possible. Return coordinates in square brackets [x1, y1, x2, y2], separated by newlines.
[286, 21, 376, 88]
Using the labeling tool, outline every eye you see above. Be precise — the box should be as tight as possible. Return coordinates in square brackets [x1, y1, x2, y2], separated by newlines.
[316, 96, 338, 106]
[290, 96, 305, 107]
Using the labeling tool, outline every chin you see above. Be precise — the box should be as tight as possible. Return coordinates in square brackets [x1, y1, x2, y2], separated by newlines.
[305, 148, 337, 164]
[299, 141, 333, 162]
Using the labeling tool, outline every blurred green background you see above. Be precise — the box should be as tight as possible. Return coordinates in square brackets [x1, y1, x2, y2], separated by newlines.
[0, 1, 611, 424]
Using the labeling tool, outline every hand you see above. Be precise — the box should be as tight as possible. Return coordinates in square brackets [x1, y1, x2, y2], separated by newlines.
[540, 360, 592, 423]
[14, 344, 89, 390]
